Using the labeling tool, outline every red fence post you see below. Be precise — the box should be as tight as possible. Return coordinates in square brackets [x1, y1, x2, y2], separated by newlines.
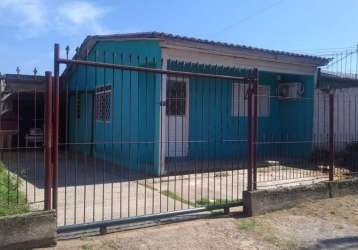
[252, 69, 258, 190]
[247, 69, 258, 191]
[52, 44, 60, 210]
[247, 76, 253, 191]
[329, 90, 335, 181]
[45, 71, 53, 210]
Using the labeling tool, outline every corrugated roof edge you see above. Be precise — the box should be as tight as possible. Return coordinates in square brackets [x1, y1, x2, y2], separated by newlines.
[3, 74, 45, 81]
[61, 31, 330, 78]
[319, 71, 358, 89]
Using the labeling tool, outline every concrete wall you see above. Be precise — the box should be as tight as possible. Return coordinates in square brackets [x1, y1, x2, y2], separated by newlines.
[244, 178, 358, 216]
[0, 210, 56, 249]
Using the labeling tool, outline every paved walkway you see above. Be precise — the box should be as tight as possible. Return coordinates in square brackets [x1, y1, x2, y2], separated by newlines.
[2, 151, 331, 227]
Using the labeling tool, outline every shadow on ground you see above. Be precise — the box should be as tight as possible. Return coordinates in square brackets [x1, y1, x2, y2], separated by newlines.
[309, 236, 358, 250]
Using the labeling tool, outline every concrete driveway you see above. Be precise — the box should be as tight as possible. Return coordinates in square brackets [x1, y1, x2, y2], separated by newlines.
[2, 151, 331, 227]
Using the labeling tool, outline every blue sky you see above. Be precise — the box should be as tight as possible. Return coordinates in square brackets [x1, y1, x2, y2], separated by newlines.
[0, 0, 357, 75]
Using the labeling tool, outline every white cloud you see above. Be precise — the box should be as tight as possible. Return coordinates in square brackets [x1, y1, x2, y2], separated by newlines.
[58, 1, 108, 25]
[56, 1, 112, 35]
[0, 0, 47, 36]
[0, 0, 112, 38]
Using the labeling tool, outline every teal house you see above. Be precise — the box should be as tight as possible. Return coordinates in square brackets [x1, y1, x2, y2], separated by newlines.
[62, 32, 329, 176]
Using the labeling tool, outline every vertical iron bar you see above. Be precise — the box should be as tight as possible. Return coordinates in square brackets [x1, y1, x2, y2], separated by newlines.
[111, 52, 115, 219]
[45, 71, 53, 210]
[64, 76, 69, 225]
[92, 50, 98, 222]
[247, 71, 253, 191]
[329, 90, 335, 181]
[102, 51, 106, 221]
[135, 55, 140, 216]
[128, 55, 132, 217]
[53, 43, 60, 210]
[144, 57, 148, 215]
[151, 57, 156, 214]
[120, 53, 124, 218]
[83, 48, 89, 223]
[16, 92, 19, 204]
[252, 69, 258, 190]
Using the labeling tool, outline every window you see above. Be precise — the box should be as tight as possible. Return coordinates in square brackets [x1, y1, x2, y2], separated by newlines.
[166, 79, 187, 116]
[232, 83, 270, 117]
[95, 85, 111, 122]
[257, 85, 270, 117]
[232, 83, 249, 117]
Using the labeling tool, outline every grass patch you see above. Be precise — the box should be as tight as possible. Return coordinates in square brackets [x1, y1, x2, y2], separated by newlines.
[160, 190, 195, 206]
[81, 244, 95, 250]
[236, 218, 257, 231]
[236, 217, 300, 249]
[160, 190, 243, 210]
[262, 233, 299, 249]
[0, 162, 29, 216]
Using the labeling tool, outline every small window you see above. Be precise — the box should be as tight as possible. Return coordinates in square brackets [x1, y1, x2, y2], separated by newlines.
[232, 83, 270, 117]
[95, 85, 111, 122]
[257, 85, 270, 117]
[166, 79, 187, 116]
[232, 83, 249, 117]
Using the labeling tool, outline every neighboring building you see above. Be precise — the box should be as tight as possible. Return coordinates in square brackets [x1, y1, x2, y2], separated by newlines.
[314, 71, 358, 151]
[0, 74, 45, 147]
[61, 32, 329, 175]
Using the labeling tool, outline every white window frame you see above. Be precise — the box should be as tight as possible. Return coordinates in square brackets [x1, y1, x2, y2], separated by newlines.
[166, 77, 188, 117]
[95, 85, 112, 123]
[231, 83, 270, 117]
[257, 84, 270, 117]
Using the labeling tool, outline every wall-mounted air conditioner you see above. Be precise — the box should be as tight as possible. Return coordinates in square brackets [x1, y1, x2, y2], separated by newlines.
[277, 82, 304, 99]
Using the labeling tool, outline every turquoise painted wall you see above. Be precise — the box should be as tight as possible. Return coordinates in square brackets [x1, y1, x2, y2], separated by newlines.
[254, 73, 314, 161]
[167, 62, 249, 161]
[274, 74, 314, 159]
[167, 61, 314, 162]
[67, 40, 162, 175]
[67, 40, 315, 176]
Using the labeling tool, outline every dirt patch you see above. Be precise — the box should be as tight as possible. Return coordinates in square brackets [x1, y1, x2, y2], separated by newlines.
[42, 195, 358, 250]
[236, 195, 358, 249]
[46, 217, 276, 250]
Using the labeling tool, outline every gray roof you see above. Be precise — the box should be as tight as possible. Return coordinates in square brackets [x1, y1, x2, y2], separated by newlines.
[87, 32, 329, 62]
[63, 32, 330, 78]
[1, 74, 46, 92]
[319, 71, 358, 89]
[1, 74, 45, 82]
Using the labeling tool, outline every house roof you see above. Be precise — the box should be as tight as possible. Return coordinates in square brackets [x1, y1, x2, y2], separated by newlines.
[1, 74, 45, 82]
[0, 74, 46, 92]
[319, 71, 358, 89]
[62, 32, 330, 78]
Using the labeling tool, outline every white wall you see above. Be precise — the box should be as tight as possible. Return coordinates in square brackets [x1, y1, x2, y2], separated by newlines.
[313, 88, 358, 151]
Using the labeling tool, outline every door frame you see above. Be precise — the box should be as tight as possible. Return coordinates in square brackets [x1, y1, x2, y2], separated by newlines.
[159, 58, 190, 173]
[165, 76, 190, 158]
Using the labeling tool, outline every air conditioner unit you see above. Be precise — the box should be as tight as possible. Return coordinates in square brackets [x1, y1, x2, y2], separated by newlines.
[277, 82, 304, 99]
